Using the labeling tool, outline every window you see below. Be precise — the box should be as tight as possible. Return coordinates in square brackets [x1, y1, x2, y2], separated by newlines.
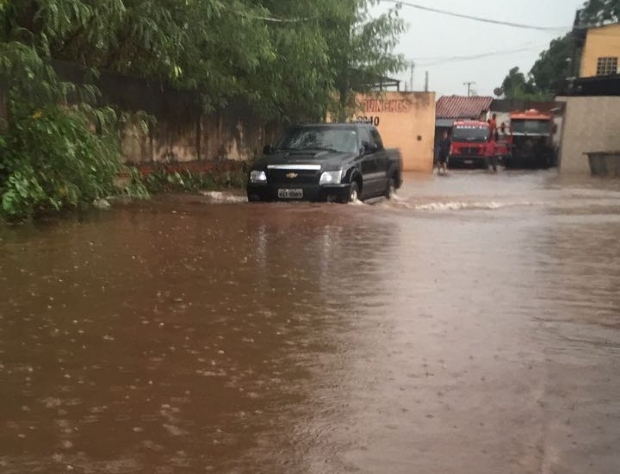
[369, 128, 384, 149]
[276, 127, 359, 154]
[451, 125, 490, 143]
[511, 120, 551, 135]
[358, 127, 372, 147]
[596, 57, 618, 76]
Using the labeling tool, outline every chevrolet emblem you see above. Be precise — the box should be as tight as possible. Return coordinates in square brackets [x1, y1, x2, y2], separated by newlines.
[286, 172, 298, 179]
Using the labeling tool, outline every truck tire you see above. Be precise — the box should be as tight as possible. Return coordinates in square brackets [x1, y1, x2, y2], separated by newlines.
[384, 176, 396, 200]
[349, 181, 360, 202]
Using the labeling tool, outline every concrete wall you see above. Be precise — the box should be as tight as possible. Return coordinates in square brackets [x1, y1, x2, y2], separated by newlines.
[557, 96, 620, 174]
[581, 24, 620, 77]
[356, 92, 436, 172]
[120, 107, 279, 164]
[53, 60, 280, 164]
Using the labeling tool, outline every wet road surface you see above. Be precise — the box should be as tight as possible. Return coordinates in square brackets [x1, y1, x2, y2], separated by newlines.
[1, 170, 620, 473]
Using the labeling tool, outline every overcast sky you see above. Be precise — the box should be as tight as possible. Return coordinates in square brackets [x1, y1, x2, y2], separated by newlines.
[370, 0, 586, 98]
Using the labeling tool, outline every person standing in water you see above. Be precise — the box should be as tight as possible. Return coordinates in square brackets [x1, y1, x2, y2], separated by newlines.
[437, 130, 451, 175]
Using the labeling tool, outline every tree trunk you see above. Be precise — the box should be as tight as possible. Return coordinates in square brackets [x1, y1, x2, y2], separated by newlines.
[337, 81, 350, 122]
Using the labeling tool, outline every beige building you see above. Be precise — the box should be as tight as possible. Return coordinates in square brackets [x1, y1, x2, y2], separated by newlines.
[558, 19, 620, 174]
[354, 92, 436, 172]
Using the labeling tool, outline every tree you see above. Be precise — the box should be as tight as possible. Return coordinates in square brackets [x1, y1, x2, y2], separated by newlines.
[3, 0, 407, 121]
[501, 67, 531, 98]
[580, 0, 620, 25]
[498, 31, 575, 100]
[327, 0, 408, 121]
[529, 33, 574, 93]
[236, 0, 344, 121]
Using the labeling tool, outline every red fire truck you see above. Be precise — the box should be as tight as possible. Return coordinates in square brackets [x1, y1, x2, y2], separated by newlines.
[448, 120, 496, 169]
[504, 109, 556, 169]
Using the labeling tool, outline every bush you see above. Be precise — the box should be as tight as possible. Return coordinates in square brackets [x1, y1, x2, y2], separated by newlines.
[141, 168, 247, 194]
[0, 104, 123, 220]
[0, 41, 145, 221]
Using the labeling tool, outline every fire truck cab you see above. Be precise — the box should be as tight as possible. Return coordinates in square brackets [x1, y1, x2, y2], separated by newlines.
[504, 109, 556, 169]
[448, 120, 495, 169]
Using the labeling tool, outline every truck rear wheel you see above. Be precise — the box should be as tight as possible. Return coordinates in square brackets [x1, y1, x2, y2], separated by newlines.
[384, 176, 396, 200]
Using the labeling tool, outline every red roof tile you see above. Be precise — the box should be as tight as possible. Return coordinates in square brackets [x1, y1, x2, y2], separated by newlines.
[436, 95, 494, 119]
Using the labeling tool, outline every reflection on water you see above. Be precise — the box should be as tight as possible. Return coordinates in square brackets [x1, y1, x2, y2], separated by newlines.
[1, 171, 620, 473]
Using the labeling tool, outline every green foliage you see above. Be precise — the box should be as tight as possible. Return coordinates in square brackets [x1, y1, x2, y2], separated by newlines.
[328, 0, 409, 120]
[529, 33, 574, 93]
[141, 169, 247, 194]
[0, 28, 137, 220]
[580, 0, 620, 25]
[115, 167, 150, 200]
[0, 104, 122, 219]
[500, 67, 533, 99]
[500, 33, 573, 100]
[4, 0, 408, 121]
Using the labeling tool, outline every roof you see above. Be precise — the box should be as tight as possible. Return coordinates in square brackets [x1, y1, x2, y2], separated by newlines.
[510, 109, 553, 120]
[490, 99, 561, 114]
[453, 120, 489, 126]
[436, 95, 494, 119]
[561, 75, 620, 96]
[436, 119, 455, 128]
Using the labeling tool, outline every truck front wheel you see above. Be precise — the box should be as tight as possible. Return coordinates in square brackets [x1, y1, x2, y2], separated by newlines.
[340, 180, 361, 204]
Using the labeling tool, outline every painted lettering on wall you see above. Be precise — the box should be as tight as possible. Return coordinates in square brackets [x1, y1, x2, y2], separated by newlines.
[362, 99, 412, 114]
[354, 116, 380, 126]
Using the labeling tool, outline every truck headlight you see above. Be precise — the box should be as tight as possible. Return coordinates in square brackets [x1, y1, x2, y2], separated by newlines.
[250, 170, 267, 184]
[319, 170, 343, 185]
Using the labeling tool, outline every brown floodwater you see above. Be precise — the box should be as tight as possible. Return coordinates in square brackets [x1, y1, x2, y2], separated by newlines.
[1, 170, 620, 474]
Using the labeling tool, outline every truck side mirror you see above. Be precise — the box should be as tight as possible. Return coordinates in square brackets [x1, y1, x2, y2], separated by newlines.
[263, 144, 274, 155]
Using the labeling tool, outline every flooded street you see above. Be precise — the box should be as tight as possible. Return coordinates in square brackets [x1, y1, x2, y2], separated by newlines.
[1, 170, 620, 474]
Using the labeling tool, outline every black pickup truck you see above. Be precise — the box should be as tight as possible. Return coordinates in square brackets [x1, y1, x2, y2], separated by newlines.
[246, 123, 402, 203]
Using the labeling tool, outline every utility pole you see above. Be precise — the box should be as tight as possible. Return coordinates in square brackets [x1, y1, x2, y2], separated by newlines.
[424, 71, 429, 92]
[463, 81, 476, 97]
[409, 63, 415, 92]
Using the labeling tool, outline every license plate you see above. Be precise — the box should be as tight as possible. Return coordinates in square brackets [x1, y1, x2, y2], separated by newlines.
[278, 188, 303, 199]
[464, 160, 473, 164]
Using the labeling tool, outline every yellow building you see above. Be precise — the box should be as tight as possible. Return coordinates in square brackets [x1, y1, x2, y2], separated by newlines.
[579, 23, 620, 78]
[357, 92, 436, 172]
[328, 92, 436, 172]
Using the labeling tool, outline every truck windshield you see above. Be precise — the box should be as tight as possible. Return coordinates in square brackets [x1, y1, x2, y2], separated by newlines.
[511, 120, 550, 135]
[451, 125, 489, 143]
[276, 127, 359, 154]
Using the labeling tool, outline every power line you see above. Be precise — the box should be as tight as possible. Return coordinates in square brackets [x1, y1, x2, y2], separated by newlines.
[413, 44, 548, 67]
[381, 0, 569, 32]
[222, 5, 315, 23]
[413, 41, 539, 61]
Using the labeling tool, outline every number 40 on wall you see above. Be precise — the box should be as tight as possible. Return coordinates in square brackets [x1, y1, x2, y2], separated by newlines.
[355, 116, 380, 126]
